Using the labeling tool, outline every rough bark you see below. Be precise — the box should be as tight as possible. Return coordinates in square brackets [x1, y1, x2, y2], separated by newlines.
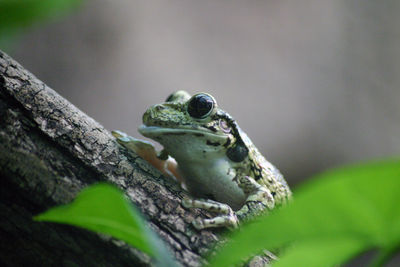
[0, 50, 222, 267]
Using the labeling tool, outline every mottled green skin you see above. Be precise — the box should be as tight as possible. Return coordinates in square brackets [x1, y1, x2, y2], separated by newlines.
[137, 91, 292, 229]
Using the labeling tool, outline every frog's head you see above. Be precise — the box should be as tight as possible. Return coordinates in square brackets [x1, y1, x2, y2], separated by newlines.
[138, 91, 249, 163]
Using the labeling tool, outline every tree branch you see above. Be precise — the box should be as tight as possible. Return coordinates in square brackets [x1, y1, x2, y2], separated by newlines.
[0, 50, 220, 267]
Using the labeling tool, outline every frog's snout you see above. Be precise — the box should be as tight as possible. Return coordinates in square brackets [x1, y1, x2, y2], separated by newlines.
[142, 104, 166, 124]
[154, 104, 166, 111]
[142, 108, 151, 124]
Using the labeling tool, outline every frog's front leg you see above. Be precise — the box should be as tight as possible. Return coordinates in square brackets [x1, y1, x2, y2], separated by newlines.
[182, 198, 239, 229]
[183, 175, 275, 230]
[112, 130, 182, 182]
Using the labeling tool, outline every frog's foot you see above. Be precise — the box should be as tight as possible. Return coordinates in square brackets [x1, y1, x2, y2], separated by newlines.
[112, 130, 185, 185]
[112, 130, 156, 153]
[112, 130, 177, 177]
[182, 198, 239, 230]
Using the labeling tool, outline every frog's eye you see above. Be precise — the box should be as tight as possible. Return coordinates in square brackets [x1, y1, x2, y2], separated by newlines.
[187, 93, 216, 119]
[165, 90, 191, 103]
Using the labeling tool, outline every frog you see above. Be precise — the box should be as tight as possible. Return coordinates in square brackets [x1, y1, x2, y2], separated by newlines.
[112, 90, 292, 230]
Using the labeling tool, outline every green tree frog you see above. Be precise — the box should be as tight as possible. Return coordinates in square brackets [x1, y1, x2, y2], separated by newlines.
[112, 91, 292, 230]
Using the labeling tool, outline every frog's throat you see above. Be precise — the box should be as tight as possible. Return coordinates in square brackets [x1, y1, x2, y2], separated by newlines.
[138, 125, 228, 143]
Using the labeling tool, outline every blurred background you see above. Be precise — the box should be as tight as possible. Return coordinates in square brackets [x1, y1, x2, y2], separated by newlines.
[2, 0, 400, 186]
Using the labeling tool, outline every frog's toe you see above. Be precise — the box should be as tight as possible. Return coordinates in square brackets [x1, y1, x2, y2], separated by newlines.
[192, 215, 239, 230]
[192, 218, 206, 230]
[111, 130, 133, 145]
[182, 198, 233, 214]
[181, 197, 193, 208]
[111, 130, 127, 138]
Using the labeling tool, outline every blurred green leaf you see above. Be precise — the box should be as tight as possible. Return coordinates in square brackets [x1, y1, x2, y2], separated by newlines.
[273, 237, 366, 267]
[0, 0, 82, 38]
[209, 159, 400, 267]
[34, 183, 178, 267]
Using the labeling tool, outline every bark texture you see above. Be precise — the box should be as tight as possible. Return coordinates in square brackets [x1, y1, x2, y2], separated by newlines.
[0, 50, 221, 267]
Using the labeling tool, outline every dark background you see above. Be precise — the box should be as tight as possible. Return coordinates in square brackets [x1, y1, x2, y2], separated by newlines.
[7, 0, 400, 186]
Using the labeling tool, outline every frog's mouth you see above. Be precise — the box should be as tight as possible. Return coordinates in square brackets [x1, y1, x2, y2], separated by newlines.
[138, 125, 228, 143]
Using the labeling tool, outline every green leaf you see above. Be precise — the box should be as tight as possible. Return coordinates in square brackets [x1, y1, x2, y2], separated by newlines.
[34, 183, 177, 267]
[0, 0, 82, 38]
[209, 159, 400, 267]
[273, 237, 366, 267]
